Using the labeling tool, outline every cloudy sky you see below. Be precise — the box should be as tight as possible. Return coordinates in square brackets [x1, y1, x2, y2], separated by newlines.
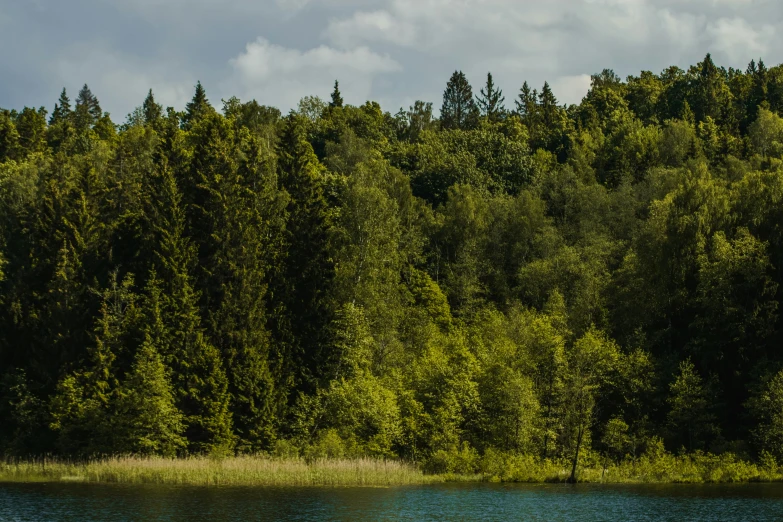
[1, 0, 781, 120]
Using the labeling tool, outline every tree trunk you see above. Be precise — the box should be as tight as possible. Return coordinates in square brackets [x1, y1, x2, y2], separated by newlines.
[567, 423, 584, 484]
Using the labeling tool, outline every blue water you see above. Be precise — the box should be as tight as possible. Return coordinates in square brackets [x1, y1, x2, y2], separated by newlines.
[2, 482, 783, 521]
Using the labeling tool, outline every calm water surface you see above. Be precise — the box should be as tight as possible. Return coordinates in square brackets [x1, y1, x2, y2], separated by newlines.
[2, 482, 783, 521]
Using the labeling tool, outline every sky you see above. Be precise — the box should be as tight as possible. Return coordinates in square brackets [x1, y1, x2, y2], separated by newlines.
[1, 0, 781, 121]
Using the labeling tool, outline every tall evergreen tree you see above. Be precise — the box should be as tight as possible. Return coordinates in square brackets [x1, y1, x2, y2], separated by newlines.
[15, 107, 48, 156]
[50, 88, 72, 125]
[182, 81, 212, 130]
[330, 80, 344, 109]
[74, 84, 102, 131]
[142, 89, 164, 128]
[477, 72, 506, 122]
[183, 112, 284, 450]
[146, 167, 233, 454]
[515, 81, 537, 125]
[441, 71, 479, 130]
[271, 113, 335, 400]
[112, 333, 186, 456]
[0, 111, 20, 162]
[48, 88, 74, 150]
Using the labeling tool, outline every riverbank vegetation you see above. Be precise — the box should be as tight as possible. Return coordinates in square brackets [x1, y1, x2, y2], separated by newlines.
[3, 446, 783, 486]
[2, 54, 783, 483]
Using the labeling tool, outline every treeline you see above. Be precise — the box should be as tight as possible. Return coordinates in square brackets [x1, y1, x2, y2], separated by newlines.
[1, 54, 783, 475]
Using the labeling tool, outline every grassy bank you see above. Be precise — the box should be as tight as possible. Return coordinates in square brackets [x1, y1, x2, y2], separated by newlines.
[2, 452, 783, 486]
[0, 456, 436, 487]
[476, 451, 783, 484]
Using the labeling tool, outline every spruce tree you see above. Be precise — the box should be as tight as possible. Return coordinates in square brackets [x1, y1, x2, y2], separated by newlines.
[147, 167, 233, 454]
[74, 84, 102, 131]
[142, 89, 163, 128]
[48, 88, 74, 150]
[15, 107, 48, 155]
[112, 334, 186, 456]
[515, 81, 537, 125]
[49, 273, 139, 456]
[667, 359, 716, 451]
[330, 80, 344, 109]
[538, 82, 559, 126]
[50, 88, 72, 125]
[0, 111, 20, 162]
[440, 71, 479, 130]
[271, 113, 336, 399]
[182, 81, 212, 129]
[183, 112, 283, 450]
[477, 72, 505, 122]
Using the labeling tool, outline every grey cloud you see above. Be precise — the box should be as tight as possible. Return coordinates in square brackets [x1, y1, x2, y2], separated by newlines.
[1, 0, 781, 119]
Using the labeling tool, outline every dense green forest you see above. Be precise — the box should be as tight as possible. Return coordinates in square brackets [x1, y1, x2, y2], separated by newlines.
[1, 53, 783, 476]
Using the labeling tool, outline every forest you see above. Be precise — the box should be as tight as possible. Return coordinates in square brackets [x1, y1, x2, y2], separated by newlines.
[1, 53, 783, 478]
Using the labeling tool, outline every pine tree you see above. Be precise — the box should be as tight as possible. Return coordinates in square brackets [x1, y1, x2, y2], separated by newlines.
[48, 88, 74, 150]
[440, 71, 479, 130]
[74, 84, 102, 131]
[142, 89, 163, 128]
[146, 167, 233, 454]
[271, 113, 336, 400]
[330, 80, 344, 109]
[15, 107, 48, 155]
[0, 110, 20, 162]
[112, 335, 186, 456]
[477, 72, 505, 122]
[50, 88, 72, 125]
[667, 359, 716, 451]
[538, 82, 559, 126]
[49, 272, 139, 455]
[182, 81, 212, 129]
[693, 53, 726, 123]
[515, 81, 537, 125]
[183, 112, 284, 450]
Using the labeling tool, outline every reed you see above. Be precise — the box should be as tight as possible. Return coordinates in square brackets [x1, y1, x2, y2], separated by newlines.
[3, 452, 782, 486]
[0, 456, 436, 487]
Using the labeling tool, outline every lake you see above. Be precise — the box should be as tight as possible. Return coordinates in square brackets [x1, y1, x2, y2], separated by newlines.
[2, 482, 783, 521]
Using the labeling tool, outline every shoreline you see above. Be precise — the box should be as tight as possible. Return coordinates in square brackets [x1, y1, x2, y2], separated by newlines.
[2, 456, 783, 487]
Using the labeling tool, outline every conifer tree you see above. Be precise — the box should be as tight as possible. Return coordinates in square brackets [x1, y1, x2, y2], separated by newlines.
[183, 112, 284, 450]
[74, 84, 102, 131]
[477, 72, 505, 123]
[48, 88, 74, 150]
[0, 111, 20, 162]
[693, 54, 726, 123]
[112, 334, 186, 456]
[50, 272, 139, 455]
[330, 80, 344, 109]
[667, 359, 716, 451]
[271, 113, 335, 398]
[50, 88, 72, 125]
[182, 81, 212, 130]
[142, 89, 163, 128]
[515, 81, 537, 125]
[538, 82, 559, 126]
[147, 167, 233, 454]
[441, 71, 480, 130]
[15, 107, 48, 156]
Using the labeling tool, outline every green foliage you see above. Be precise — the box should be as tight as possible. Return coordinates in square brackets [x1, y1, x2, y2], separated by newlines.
[749, 369, 783, 461]
[441, 71, 480, 130]
[2, 55, 783, 477]
[112, 339, 186, 456]
[666, 359, 717, 452]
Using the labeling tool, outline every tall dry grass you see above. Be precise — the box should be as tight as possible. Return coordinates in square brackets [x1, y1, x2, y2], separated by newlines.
[0, 456, 435, 487]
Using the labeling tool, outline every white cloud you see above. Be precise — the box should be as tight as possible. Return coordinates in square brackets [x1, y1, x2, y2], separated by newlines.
[551, 75, 593, 105]
[707, 17, 775, 62]
[224, 38, 402, 110]
[3, 0, 783, 117]
[55, 45, 195, 118]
